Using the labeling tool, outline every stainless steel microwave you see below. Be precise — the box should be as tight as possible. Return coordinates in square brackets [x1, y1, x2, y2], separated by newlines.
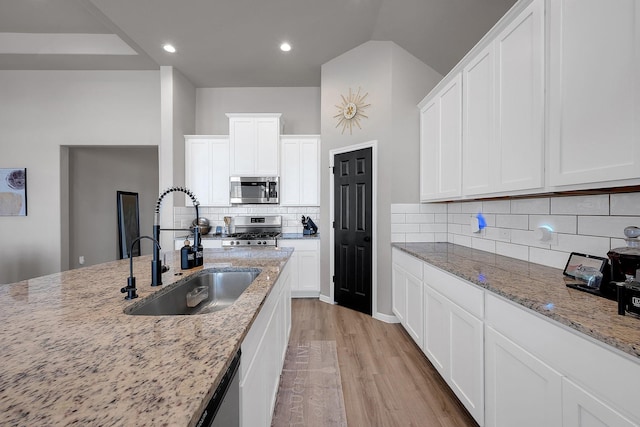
[229, 176, 279, 204]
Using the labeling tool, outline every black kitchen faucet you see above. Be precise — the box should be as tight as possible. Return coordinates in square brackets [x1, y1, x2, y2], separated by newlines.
[152, 187, 200, 286]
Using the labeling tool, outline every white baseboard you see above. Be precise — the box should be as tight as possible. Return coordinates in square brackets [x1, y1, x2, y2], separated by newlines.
[319, 294, 335, 305]
[374, 311, 400, 324]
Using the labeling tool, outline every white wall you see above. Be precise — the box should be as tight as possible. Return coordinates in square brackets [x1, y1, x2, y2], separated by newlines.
[0, 70, 160, 284]
[320, 41, 442, 316]
[196, 87, 320, 135]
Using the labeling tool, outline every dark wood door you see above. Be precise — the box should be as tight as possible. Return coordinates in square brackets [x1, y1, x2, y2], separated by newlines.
[333, 148, 373, 315]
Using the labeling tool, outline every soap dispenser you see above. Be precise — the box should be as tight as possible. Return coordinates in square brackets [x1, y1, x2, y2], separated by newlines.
[193, 226, 204, 267]
[181, 239, 194, 270]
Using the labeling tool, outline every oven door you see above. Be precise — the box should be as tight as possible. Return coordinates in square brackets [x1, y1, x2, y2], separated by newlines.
[230, 177, 279, 204]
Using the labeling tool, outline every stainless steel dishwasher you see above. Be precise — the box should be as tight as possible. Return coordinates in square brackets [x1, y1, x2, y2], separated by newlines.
[194, 350, 240, 427]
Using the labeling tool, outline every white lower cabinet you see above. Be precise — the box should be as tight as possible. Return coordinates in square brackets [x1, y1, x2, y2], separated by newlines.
[422, 263, 484, 425]
[486, 294, 640, 427]
[485, 326, 562, 427]
[391, 248, 424, 346]
[240, 260, 291, 427]
[393, 251, 640, 427]
[392, 249, 483, 424]
[562, 378, 636, 427]
[278, 239, 320, 298]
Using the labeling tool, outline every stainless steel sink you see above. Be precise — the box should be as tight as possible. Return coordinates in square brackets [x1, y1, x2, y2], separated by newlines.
[125, 268, 261, 316]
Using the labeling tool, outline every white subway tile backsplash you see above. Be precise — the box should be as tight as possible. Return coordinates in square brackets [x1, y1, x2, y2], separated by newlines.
[397, 192, 640, 271]
[472, 237, 496, 253]
[496, 214, 529, 230]
[496, 242, 529, 261]
[406, 213, 435, 224]
[460, 201, 483, 214]
[555, 233, 611, 258]
[529, 215, 577, 234]
[391, 214, 406, 224]
[511, 198, 549, 214]
[611, 193, 640, 216]
[578, 216, 640, 238]
[510, 229, 540, 247]
[482, 200, 511, 214]
[529, 247, 570, 270]
[420, 203, 447, 214]
[448, 223, 462, 234]
[435, 232, 448, 242]
[391, 224, 420, 233]
[453, 234, 472, 247]
[420, 223, 448, 233]
[485, 228, 510, 242]
[447, 203, 462, 213]
[551, 194, 609, 215]
[391, 233, 406, 243]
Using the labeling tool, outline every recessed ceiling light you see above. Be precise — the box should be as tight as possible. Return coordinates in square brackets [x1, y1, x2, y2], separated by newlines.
[163, 44, 176, 53]
[280, 42, 291, 52]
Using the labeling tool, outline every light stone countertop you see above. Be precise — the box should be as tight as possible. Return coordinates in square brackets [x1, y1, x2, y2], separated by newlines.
[0, 247, 293, 427]
[393, 242, 640, 361]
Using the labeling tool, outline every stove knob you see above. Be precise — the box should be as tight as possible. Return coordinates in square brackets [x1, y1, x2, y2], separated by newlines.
[262, 241, 267, 245]
[247, 241, 251, 245]
[235, 241, 240, 245]
[257, 241, 262, 245]
[230, 241, 235, 246]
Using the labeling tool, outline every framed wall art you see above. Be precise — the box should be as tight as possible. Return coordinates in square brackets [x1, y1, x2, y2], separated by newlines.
[0, 168, 27, 216]
[117, 191, 140, 259]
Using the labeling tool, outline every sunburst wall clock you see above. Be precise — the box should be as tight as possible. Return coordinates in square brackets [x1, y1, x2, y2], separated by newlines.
[334, 87, 370, 135]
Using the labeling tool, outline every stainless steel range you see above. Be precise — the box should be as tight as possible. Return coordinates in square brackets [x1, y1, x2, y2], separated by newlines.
[222, 215, 282, 247]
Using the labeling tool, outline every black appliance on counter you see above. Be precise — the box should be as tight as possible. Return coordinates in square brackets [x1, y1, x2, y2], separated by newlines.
[222, 215, 281, 247]
[301, 216, 317, 235]
[608, 226, 640, 318]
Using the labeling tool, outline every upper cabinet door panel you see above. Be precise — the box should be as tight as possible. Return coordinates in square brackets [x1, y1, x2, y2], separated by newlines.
[548, 0, 640, 186]
[438, 74, 463, 198]
[463, 44, 495, 196]
[228, 114, 280, 176]
[420, 99, 440, 201]
[495, 0, 544, 192]
[229, 117, 256, 176]
[255, 117, 280, 176]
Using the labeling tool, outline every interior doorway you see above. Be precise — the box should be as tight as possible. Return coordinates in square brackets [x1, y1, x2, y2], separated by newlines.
[330, 141, 377, 316]
[66, 146, 158, 270]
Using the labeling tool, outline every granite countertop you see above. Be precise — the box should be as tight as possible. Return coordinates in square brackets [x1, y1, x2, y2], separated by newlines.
[0, 247, 293, 427]
[393, 242, 640, 361]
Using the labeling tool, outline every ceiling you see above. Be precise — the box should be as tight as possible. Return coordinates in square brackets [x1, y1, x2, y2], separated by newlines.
[0, 0, 516, 88]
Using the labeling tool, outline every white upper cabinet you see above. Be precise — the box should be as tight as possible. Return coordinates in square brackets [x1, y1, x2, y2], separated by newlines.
[463, 44, 495, 196]
[227, 113, 281, 176]
[420, 73, 462, 201]
[463, 0, 544, 196]
[184, 135, 230, 206]
[494, 0, 544, 192]
[280, 136, 320, 206]
[548, 0, 640, 187]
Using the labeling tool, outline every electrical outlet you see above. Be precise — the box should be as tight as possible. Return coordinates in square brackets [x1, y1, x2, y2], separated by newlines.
[79, 256, 85, 265]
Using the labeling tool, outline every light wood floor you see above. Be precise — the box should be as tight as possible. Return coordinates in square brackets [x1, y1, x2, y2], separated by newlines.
[286, 299, 479, 427]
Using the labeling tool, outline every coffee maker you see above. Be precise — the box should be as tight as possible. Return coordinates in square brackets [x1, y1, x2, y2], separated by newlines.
[607, 226, 640, 317]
